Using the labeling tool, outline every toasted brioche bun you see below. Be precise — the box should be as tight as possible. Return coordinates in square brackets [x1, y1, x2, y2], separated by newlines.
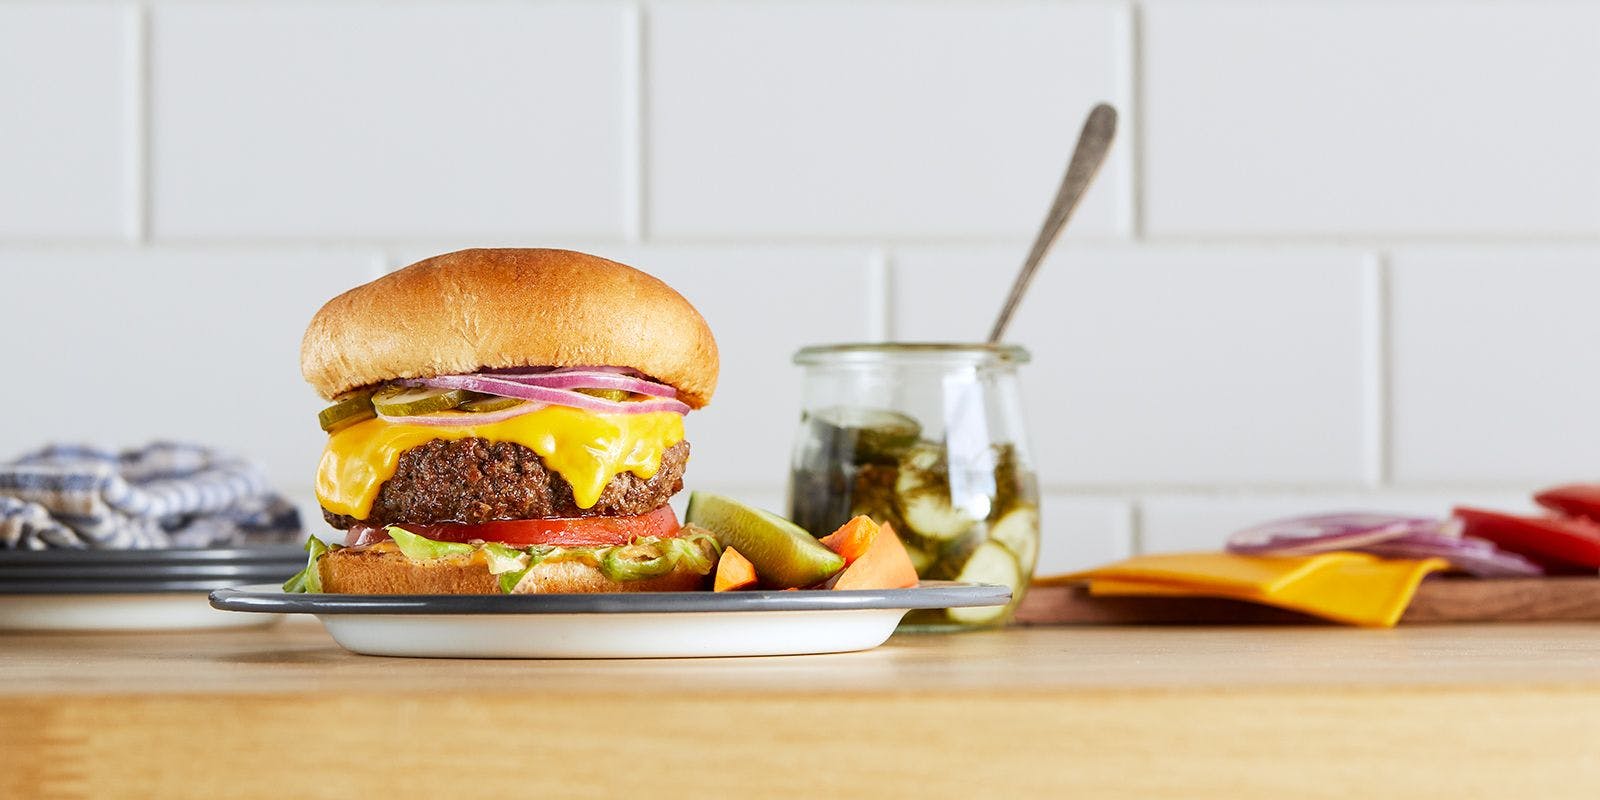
[301, 248, 719, 408]
[318, 543, 710, 594]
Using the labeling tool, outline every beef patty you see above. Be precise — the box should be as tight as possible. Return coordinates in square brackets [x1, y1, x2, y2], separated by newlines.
[322, 438, 690, 530]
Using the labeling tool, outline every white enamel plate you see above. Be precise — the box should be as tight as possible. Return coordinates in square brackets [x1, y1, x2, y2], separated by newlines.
[210, 581, 1010, 659]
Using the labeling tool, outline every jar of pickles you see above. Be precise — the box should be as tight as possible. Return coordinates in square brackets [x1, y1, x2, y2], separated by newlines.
[786, 343, 1039, 630]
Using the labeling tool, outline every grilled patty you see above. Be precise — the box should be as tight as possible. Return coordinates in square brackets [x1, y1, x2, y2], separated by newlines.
[322, 438, 689, 530]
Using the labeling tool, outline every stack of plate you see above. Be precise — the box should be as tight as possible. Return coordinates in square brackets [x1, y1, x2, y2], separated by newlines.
[0, 545, 306, 631]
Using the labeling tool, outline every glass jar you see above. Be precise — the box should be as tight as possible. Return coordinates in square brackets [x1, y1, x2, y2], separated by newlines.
[786, 343, 1039, 630]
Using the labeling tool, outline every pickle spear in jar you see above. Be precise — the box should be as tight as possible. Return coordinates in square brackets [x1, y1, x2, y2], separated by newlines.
[808, 407, 921, 465]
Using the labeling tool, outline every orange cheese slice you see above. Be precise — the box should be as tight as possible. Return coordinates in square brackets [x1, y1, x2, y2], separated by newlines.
[1040, 551, 1373, 594]
[1075, 552, 1449, 627]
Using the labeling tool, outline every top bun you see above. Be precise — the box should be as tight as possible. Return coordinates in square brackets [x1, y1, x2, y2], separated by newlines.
[301, 248, 719, 408]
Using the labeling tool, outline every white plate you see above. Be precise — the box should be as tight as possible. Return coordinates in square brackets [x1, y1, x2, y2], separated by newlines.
[210, 581, 1010, 659]
[0, 593, 282, 632]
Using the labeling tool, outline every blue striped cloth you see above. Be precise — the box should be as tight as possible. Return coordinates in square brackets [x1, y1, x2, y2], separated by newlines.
[0, 442, 302, 550]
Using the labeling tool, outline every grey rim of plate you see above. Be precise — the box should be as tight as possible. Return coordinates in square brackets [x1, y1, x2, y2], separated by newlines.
[4, 579, 295, 595]
[210, 580, 1011, 615]
[0, 546, 306, 565]
[0, 563, 304, 580]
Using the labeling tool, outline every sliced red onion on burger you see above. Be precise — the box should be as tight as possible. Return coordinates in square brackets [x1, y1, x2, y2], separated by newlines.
[405, 373, 690, 414]
[477, 368, 679, 398]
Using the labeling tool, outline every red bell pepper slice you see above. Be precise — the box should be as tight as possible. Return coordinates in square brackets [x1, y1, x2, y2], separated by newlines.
[1534, 484, 1600, 522]
[1453, 506, 1600, 573]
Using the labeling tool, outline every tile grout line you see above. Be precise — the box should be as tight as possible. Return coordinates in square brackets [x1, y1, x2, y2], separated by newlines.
[1126, 499, 1145, 556]
[1363, 250, 1392, 487]
[125, 3, 150, 244]
[867, 247, 892, 341]
[622, 2, 647, 243]
[11, 235, 1600, 251]
[1118, 0, 1144, 240]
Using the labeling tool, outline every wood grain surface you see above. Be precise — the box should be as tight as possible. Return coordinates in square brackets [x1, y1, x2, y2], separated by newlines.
[1015, 576, 1600, 626]
[5, 619, 1600, 798]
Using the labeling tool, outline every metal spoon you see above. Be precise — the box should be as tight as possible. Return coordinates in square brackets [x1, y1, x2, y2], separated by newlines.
[987, 103, 1119, 343]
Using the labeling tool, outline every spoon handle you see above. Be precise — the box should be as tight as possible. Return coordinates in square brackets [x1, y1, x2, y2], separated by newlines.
[987, 103, 1119, 343]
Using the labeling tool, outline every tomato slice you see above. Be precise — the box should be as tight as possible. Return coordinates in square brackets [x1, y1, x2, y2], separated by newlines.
[1453, 506, 1600, 573]
[345, 505, 681, 548]
[1534, 484, 1600, 523]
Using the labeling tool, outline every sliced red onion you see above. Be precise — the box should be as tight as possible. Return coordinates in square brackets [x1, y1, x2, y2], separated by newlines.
[1361, 541, 1544, 578]
[1389, 530, 1492, 553]
[378, 402, 544, 427]
[1226, 512, 1540, 577]
[486, 365, 642, 377]
[405, 375, 690, 415]
[550, 365, 640, 375]
[1226, 513, 1454, 556]
[485, 370, 677, 398]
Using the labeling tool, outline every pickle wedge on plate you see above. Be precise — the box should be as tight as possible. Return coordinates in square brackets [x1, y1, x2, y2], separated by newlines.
[686, 492, 843, 588]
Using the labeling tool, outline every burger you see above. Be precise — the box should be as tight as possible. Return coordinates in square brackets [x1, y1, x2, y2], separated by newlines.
[289, 248, 721, 594]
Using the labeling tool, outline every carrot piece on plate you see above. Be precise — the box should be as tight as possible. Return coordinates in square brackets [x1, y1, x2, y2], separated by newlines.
[819, 515, 878, 564]
[713, 546, 758, 592]
[832, 522, 919, 591]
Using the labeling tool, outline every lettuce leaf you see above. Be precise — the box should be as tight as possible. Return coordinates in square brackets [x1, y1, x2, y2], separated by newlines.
[282, 536, 332, 593]
[386, 525, 474, 561]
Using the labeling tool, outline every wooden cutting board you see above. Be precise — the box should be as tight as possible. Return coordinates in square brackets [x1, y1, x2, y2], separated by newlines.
[1015, 576, 1600, 625]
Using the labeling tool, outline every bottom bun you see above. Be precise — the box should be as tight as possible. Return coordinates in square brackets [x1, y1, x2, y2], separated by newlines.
[318, 543, 711, 595]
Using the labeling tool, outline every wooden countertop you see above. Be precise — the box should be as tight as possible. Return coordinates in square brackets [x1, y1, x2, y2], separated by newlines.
[6, 619, 1600, 798]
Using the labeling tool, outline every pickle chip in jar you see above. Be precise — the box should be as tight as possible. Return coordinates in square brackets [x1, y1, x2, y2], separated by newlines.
[895, 444, 976, 540]
[988, 506, 1040, 573]
[946, 541, 1022, 625]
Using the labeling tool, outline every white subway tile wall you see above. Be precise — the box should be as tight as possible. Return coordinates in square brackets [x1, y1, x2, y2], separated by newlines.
[1142, 0, 1600, 237]
[0, 4, 132, 238]
[2, 1, 1594, 567]
[647, 1, 1129, 239]
[892, 244, 1372, 487]
[152, 3, 632, 239]
[0, 248, 383, 534]
[1390, 248, 1600, 485]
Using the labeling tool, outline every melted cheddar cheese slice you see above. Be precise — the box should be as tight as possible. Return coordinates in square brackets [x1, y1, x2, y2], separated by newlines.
[316, 406, 685, 520]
